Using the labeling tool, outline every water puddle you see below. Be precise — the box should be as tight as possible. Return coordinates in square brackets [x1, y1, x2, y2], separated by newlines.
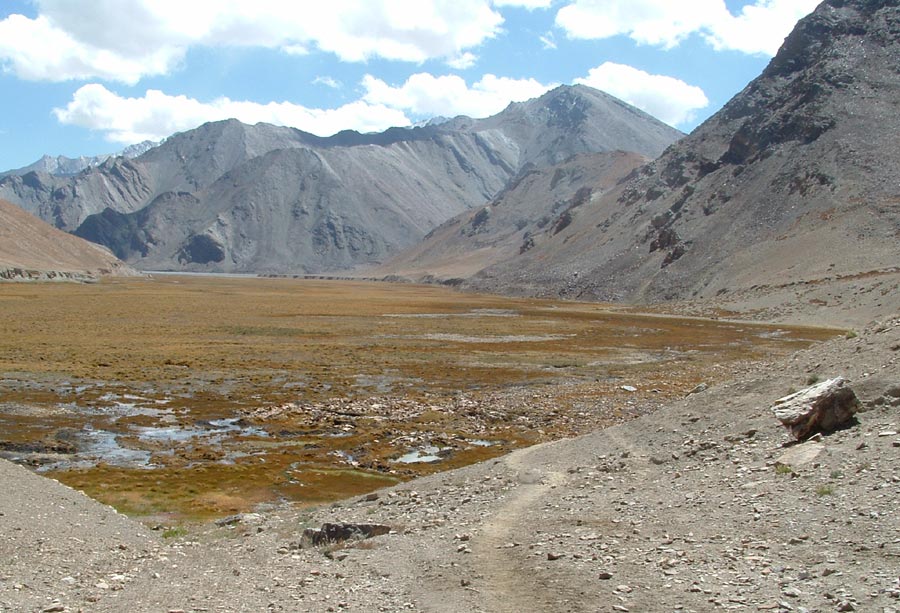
[395, 445, 449, 464]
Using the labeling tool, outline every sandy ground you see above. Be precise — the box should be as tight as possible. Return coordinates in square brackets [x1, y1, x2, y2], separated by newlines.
[1, 300, 897, 612]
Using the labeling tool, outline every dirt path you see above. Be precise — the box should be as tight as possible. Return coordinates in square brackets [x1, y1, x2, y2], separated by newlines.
[467, 447, 568, 613]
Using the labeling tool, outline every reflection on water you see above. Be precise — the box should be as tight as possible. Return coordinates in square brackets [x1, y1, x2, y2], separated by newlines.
[31, 400, 270, 472]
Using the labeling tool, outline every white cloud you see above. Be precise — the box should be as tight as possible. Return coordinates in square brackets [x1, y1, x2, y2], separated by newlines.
[0, 14, 178, 84]
[540, 32, 557, 50]
[704, 0, 822, 55]
[0, 0, 507, 83]
[575, 62, 708, 127]
[312, 76, 342, 89]
[447, 52, 478, 70]
[53, 84, 412, 143]
[362, 72, 555, 118]
[556, 0, 819, 56]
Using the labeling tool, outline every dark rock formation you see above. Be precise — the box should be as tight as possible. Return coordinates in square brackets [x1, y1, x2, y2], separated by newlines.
[302, 522, 391, 546]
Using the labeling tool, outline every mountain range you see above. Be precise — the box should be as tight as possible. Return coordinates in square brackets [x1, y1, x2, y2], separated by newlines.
[0, 86, 681, 274]
[0, 141, 157, 179]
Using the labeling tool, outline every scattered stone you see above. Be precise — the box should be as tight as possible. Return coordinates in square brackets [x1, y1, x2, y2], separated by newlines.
[598, 571, 613, 580]
[302, 522, 391, 546]
[215, 514, 243, 527]
[687, 383, 708, 396]
[771, 378, 860, 440]
[547, 552, 563, 560]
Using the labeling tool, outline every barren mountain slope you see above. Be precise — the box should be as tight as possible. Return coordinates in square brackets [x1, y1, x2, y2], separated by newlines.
[0, 198, 135, 281]
[466, 0, 900, 322]
[371, 151, 648, 282]
[0, 86, 682, 274]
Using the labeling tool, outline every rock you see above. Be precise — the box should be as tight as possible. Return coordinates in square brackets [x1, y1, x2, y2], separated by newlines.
[598, 571, 613, 580]
[621, 385, 638, 392]
[775, 441, 825, 468]
[547, 552, 563, 560]
[687, 383, 708, 396]
[771, 378, 860, 440]
[302, 522, 391, 546]
[215, 514, 243, 527]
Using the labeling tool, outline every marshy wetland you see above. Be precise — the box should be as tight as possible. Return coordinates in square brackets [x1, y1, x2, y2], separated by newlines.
[0, 276, 838, 523]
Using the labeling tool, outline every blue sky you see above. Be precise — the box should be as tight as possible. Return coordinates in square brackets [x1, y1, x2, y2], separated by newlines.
[0, 0, 820, 171]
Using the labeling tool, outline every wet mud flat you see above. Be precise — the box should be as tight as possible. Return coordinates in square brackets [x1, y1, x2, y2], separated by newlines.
[0, 276, 838, 523]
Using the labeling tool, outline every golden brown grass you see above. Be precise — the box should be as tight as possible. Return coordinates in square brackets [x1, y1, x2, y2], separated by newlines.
[0, 276, 837, 522]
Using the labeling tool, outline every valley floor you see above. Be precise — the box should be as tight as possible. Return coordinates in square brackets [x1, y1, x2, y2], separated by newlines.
[1, 306, 898, 612]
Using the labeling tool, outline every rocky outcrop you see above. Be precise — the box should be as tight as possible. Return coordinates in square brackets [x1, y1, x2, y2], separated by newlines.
[772, 377, 861, 440]
[0, 85, 682, 274]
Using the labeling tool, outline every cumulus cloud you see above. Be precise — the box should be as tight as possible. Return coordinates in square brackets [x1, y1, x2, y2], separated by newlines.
[53, 84, 412, 143]
[575, 62, 708, 127]
[362, 73, 555, 118]
[556, 0, 819, 56]
[0, 0, 507, 83]
[0, 14, 178, 84]
[53, 60, 708, 144]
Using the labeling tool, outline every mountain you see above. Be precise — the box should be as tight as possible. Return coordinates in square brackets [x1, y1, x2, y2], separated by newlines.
[430, 0, 900, 321]
[370, 150, 649, 283]
[0, 86, 682, 274]
[0, 199, 136, 281]
[0, 141, 157, 179]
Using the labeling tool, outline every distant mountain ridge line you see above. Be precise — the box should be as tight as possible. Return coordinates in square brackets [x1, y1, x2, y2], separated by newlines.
[0, 84, 683, 275]
[1, 141, 159, 179]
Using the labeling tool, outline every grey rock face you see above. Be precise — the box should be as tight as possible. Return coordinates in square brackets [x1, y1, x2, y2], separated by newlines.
[0, 86, 681, 274]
